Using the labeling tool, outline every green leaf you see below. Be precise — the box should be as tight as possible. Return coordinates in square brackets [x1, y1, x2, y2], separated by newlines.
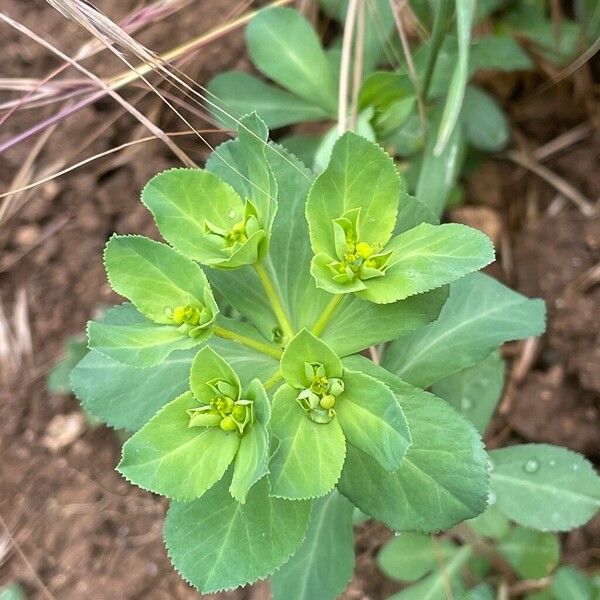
[321, 287, 448, 358]
[384, 273, 546, 388]
[313, 109, 376, 173]
[416, 110, 466, 216]
[164, 474, 311, 593]
[189, 346, 240, 405]
[247, 7, 337, 113]
[279, 134, 321, 166]
[281, 329, 342, 388]
[464, 583, 495, 600]
[389, 546, 472, 600]
[104, 234, 217, 324]
[462, 86, 509, 152]
[48, 335, 87, 393]
[552, 566, 594, 600]
[498, 526, 560, 579]
[270, 492, 355, 600]
[470, 35, 534, 72]
[339, 356, 489, 533]
[269, 384, 346, 499]
[467, 505, 510, 541]
[230, 379, 271, 503]
[216, 113, 278, 230]
[73, 346, 195, 431]
[336, 369, 411, 471]
[0, 584, 25, 600]
[87, 318, 201, 368]
[207, 72, 330, 129]
[141, 168, 265, 269]
[377, 533, 457, 582]
[118, 392, 239, 500]
[432, 351, 505, 434]
[357, 223, 494, 304]
[490, 444, 600, 531]
[433, 0, 474, 154]
[306, 132, 403, 257]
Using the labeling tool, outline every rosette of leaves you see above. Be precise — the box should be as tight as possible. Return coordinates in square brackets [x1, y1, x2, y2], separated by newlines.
[118, 346, 270, 503]
[141, 113, 277, 270]
[71, 113, 599, 598]
[87, 234, 219, 367]
[306, 133, 494, 303]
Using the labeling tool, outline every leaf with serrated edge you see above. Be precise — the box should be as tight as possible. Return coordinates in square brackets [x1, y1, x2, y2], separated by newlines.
[280, 329, 342, 388]
[104, 234, 214, 323]
[339, 355, 489, 532]
[490, 444, 600, 531]
[118, 391, 239, 500]
[358, 223, 494, 304]
[87, 319, 202, 368]
[164, 473, 311, 593]
[384, 273, 546, 388]
[306, 132, 402, 258]
[271, 492, 355, 600]
[269, 384, 346, 499]
[230, 379, 271, 503]
[336, 369, 411, 471]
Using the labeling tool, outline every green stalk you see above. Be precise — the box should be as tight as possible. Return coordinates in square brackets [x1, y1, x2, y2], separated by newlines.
[422, 0, 452, 101]
[263, 370, 283, 391]
[254, 262, 295, 342]
[213, 325, 282, 360]
[311, 295, 344, 337]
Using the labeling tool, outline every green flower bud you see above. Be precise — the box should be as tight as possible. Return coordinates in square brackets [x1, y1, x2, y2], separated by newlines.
[319, 394, 336, 410]
[220, 416, 238, 432]
[356, 241, 374, 259]
[188, 410, 221, 428]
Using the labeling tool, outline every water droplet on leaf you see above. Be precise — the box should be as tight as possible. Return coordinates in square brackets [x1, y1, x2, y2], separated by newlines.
[460, 397, 472, 411]
[523, 459, 539, 473]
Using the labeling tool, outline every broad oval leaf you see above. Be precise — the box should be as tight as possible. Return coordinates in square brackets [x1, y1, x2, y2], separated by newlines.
[104, 234, 215, 324]
[207, 72, 330, 129]
[336, 369, 411, 472]
[164, 474, 311, 593]
[321, 287, 448, 357]
[358, 223, 495, 304]
[384, 273, 546, 388]
[270, 492, 355, 600]
[432, 351, 505, 434]
[490, 444, 600, 531]
[141, 168, 253, 267]
[247, 7, 337, 113]
[462, 86, 509, 152]
[118, 392, 239, 500]
[87, 319, 201, 368]
[306, 132, 403, 257]
[498, 526, 560, 579]
[269, 384, 346, 499]
[339, 356, 489, 532]
[378, 533, 457, 582]
[551, 566, 594, 600]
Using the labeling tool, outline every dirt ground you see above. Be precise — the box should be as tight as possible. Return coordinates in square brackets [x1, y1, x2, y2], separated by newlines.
[0, 2, 598, 599]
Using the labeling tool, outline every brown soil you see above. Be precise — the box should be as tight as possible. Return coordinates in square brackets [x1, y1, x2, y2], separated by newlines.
[0, 3, 598, 599]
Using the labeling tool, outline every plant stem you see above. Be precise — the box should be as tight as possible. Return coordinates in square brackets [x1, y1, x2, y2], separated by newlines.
[311, 295, 344, 337]
[338, 0, 359, 135]
[254, 262, 295, 342]
[213, 325, 282, 360]
[263, 370, 283, 391]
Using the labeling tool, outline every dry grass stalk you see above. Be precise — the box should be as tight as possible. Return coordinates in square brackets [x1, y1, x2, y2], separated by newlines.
[0, 288, 33, 387]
